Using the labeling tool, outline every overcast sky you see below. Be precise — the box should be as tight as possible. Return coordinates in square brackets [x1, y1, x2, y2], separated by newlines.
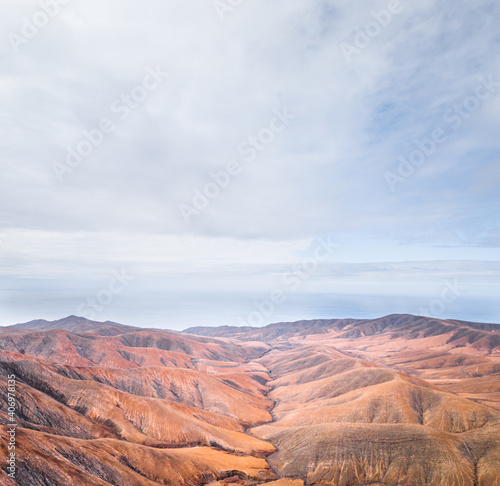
[1, 0, 499, 327]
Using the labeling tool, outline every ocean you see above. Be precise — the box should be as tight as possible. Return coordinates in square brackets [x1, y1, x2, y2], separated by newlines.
[1, 290, 498, 330]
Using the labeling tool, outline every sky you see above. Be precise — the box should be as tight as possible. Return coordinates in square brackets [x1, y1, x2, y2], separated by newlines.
[1, 0, 499, 329]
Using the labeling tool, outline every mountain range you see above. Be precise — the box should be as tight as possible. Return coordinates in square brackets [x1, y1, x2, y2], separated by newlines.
[1, 314, 499, 485]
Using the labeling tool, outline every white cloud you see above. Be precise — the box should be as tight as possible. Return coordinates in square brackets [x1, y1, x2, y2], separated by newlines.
[0, 0, 499, 324]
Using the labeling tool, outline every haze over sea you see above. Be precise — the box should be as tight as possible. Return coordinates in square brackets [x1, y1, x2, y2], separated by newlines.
[1, 290, 498, 331]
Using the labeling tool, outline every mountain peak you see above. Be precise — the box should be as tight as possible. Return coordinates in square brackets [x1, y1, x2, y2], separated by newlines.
[3, 315, 141, 336]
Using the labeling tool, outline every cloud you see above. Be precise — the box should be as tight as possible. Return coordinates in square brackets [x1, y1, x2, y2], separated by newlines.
[0, 0, 499, 325]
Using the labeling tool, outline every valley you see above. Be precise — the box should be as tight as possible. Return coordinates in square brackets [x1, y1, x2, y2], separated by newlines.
[1, 314, 499, 485]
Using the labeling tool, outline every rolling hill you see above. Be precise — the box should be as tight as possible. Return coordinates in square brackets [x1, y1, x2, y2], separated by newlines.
[0, 314, 499, 485]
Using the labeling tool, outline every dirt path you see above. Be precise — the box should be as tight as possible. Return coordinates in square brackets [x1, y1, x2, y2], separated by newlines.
[194, 349, 289, 482]
[189, 358, 244, 368]
[244, 363, 282, 480]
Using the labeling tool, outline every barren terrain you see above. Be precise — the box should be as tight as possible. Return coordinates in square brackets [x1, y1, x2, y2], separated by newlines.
[1, 314, 499, 485]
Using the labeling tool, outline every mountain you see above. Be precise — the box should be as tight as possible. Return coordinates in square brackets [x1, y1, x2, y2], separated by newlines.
[1, 314, 499, 485]
[185, 313, 500, 344]
[2, 315, 156, 336]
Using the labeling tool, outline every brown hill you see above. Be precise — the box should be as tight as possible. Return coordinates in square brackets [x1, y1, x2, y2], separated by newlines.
[0, 426, 275, 486]
[248, 344, 500, 485]
[2, 316, 143, 336]
[1, 314, 499, 485]
[186, 314, 500, 344]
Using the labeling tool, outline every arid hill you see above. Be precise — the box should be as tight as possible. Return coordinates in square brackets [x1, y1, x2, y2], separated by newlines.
[1, 314, 499, 485]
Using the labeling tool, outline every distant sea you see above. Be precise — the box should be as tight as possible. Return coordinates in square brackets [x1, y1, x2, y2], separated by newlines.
[1, 290, 499, 330]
